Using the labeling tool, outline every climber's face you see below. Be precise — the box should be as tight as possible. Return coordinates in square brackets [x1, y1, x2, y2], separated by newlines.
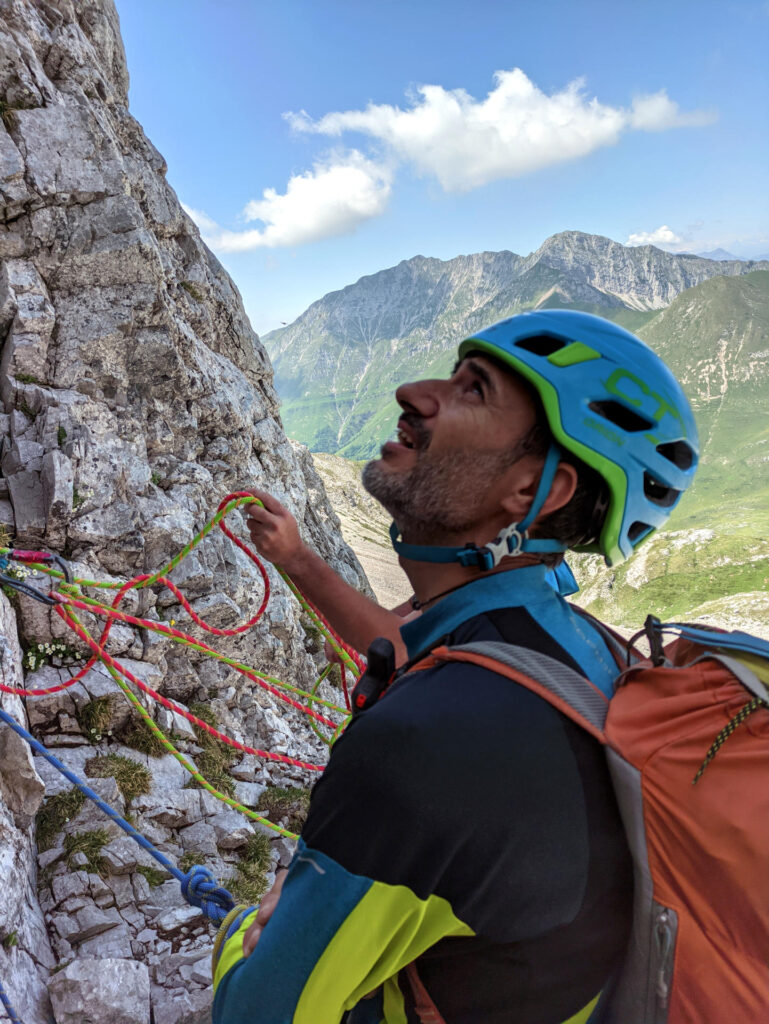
[362, 356, 548, 545]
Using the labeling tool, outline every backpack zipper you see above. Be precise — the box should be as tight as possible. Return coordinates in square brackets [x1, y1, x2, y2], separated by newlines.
[654, 907, 675, 1022]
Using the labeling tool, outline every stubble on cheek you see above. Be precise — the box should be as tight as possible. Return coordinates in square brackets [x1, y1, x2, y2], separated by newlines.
[362, 448, 516, 542]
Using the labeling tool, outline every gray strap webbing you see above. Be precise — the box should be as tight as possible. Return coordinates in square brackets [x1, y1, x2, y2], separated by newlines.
[446, 642, 609, 733]
[707, 654, 768, 703]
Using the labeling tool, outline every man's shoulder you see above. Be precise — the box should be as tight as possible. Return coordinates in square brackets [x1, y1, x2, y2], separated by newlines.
[431, 604, 589, 676]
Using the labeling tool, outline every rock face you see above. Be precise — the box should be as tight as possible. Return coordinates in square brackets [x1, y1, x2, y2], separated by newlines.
[263, 232, 768, 458]
[48, 958, 150, 1024]
[0, 1, 369, 1020]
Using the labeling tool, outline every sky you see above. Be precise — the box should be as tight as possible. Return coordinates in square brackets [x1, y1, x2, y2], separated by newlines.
[117, 0, 769, 336]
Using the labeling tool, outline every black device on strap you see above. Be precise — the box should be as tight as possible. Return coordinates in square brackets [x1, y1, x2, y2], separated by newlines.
[351, 637, 396, 714]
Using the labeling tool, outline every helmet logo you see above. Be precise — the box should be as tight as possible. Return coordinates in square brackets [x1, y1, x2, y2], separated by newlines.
[606, 369, 686, 433]
[583, 416, 625, 446]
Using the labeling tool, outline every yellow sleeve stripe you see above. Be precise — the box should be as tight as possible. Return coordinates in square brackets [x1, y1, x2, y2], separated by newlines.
[294, 879, 474, 1022]
[212, 907, 260, 990]
[382, 976, 408, 1024]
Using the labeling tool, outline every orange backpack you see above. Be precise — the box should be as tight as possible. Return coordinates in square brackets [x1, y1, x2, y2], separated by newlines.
[413, 616, 769, 1023]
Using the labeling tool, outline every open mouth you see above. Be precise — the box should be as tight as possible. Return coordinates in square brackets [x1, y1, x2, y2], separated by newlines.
[396, 423, 416, 450]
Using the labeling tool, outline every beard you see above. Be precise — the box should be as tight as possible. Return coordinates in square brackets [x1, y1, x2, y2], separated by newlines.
[362, 418, 520, 544]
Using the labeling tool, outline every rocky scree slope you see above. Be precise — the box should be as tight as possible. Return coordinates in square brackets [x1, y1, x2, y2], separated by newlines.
[0, 2, 369, 1021]
[264, 232, 767, 459]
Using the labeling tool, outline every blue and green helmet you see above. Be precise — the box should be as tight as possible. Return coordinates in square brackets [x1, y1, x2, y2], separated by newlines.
[459, 310, 699, 566]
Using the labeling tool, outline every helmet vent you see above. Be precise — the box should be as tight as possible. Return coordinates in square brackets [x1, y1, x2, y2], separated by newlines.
[515, 335, 567, 356]
[656, 440, 695, 470]
[644, 473, 679, 508]
[628, 521, 653, 544]
[588, 400, 654, 433]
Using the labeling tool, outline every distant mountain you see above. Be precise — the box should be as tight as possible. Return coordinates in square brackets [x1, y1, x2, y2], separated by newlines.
[696, 248, 744, 261]
[305, 270, 769, 636]
[264, 231, 767, 459]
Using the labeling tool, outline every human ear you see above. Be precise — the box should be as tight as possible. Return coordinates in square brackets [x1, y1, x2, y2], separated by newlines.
[499, 459, 578, 521]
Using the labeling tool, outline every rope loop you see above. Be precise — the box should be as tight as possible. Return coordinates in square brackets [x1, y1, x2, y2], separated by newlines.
[181, 865, 237, 924]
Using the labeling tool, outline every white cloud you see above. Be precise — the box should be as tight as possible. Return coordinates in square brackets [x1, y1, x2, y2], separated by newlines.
[287, 69, 714, 193]
[182, 204, 221, 234]
[185, 152, 392, 252]
[626, 225, 685, 248]
[629, 91, 715, 131]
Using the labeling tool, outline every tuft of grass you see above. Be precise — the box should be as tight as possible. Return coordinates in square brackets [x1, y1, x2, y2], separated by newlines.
[72, 487, 85, 509]
[121, 715, 168, 758]
[49, 959, 73, 976]
[300, 612, 324, 653]
[1, 931, 18, 950]
[14, 373, 41, 385]
[229, 832, 272, 905]
[179, 850, 206, 874]
[85, 754, 151, 805]
[77, 696, 114, 744]
[150, 470, 162, 486]
[186, 702, 236, 797]
[180, 280, 204, 302]
[36, 788, 86, 852]
[57, 426, 67, 447]
[0, 100, 18, 131]
[260, 787, 311, 834]
[19, 400, 37, 420]
[63, 829, 110, 875]
[136, 865, 166, 888]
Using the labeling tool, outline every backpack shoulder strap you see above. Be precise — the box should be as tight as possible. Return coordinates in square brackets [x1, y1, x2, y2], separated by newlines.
[412, 641, 609, 743]
[569, 604, 640, 669]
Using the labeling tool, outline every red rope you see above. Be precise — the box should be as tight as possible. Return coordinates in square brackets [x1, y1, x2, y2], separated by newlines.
[55, 605, 325, 772]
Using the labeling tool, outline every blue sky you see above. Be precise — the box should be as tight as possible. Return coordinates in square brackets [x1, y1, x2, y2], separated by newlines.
[118, 0, 769, 335]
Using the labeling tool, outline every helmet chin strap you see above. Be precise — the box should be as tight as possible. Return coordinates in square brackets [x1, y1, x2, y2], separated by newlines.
[389, 444, 566, 571]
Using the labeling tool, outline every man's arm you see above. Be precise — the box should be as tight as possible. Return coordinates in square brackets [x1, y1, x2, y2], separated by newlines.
[245, 489, 409, 662]
[210, 701, 479, 1024]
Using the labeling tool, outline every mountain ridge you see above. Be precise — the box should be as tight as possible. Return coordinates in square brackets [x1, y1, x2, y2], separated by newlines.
[264, 232, 767, 457]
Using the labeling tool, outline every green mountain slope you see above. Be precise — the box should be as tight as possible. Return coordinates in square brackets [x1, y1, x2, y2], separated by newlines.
[573, 271, 769, 635]
[264, 232, 766, 459]
[304, 271, 769, 636]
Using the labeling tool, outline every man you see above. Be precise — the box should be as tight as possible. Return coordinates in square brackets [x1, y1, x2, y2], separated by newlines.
[212, 310, 699, 1023]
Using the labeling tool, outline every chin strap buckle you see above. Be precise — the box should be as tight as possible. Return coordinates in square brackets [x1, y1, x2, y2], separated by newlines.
[478, 523, 527, 569]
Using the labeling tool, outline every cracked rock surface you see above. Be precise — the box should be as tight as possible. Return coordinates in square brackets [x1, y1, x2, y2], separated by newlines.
[0, 1, 370, 1020]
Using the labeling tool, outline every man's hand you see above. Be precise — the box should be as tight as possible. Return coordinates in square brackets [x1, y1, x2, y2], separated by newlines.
[242, 868, 288, 957]
[245, 490, 307, 573]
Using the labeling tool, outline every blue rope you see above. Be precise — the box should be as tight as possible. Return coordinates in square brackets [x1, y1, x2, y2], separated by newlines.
[0, 978, 22, 1024]
[0, 707, 236, 924]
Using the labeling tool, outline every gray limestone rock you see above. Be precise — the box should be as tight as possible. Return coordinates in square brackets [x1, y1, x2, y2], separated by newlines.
[0, 1, 370, 1015]
[151, 985, 212, 1024]
[233, 779, 266, 806]
[6, 469, 45, 540]
[154, 905, 204, 935]
[48, 958, 150, 1024]
[208, 809, 255, 850]
[52, 904, 123, 944]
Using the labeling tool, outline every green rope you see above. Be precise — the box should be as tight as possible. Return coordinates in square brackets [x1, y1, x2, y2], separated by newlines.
[58, 586, 350, 716]
[62, 605, 300, 840]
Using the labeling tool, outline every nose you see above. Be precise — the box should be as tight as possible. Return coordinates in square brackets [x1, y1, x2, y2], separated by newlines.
[395, 377, 443, 418]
